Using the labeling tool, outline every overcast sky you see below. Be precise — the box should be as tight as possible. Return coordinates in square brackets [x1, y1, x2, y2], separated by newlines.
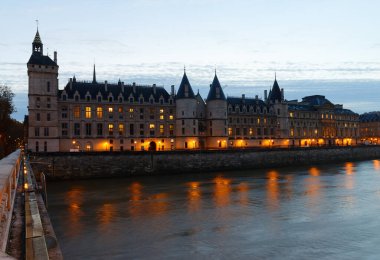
[1, 0, 380, 121]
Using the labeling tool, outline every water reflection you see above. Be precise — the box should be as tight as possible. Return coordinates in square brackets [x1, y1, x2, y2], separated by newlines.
[66, 188, 85, 237]
[304, 171, 321, 213]
[214, 176, 231, 207]
[98, 203, 116, 227]
[373, 160, 380, 170]
[266, 170, 279, 211]
[345, 162, 355, 175]
[309, 167, 320, 176]
[188, 182, 201, 212]
[237, 182, 249, 206]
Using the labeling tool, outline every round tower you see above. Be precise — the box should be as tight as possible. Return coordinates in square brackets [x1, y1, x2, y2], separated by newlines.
[205, 73, 228, 149]
[175, 70, 199, 149]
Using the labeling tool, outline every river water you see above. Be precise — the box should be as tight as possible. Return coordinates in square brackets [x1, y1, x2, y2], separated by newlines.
[47, 159, 380, 259]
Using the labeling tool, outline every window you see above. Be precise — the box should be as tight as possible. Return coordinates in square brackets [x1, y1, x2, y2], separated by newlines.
[108, 107, 113, 113]
[228, 128, 232, 136]
[35, 127, 40, 137]
[47, 98, 51, 108]
[86, 96, 90, 101]
[74, 123, 80, 136]
[249, 128, 253, 135]
[160, 115, 164, 120]
[62, 123, 68, 136]
[47, 113, 51, 121]
[44, 127, 49, 137]
[74, 106, 80, 118]
[61, 107, 68, 118]
[36, 97, 40, 108]
[169, 115, 174, 120]
[97, 96, 102, 102]
[130, 124, 134, 135]
[85, 107, 91, 119]
[85, 123, 92, 136]
[169, 124, 174, 136]
[129, 97, 133, 103]
[108, 96, 113, 102]
[47, 81, 50, 92]
[257, 118, 260, 125]
[108, 124, 114, 135]
[97, 107, 103, 118]
[118, 107, 123, 113]
[35, 141, 39, 152]
[160, 124, 164, 135]
[149, 124, 155, 136]
[118, 123, 124, 135]
[36, 113, 40, 121]
[160, 109, 164, 113]
[129, 108, 134, 113]
[97, 123, 103, 136]
[182, 128, 185, 135]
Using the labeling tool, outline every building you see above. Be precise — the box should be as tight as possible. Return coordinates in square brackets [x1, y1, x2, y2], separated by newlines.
[26, 29, 360, 152]
[359, 112, 380, 145]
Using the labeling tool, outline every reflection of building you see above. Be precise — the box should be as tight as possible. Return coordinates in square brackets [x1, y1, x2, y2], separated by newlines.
[359, 112, 380, 145]
[26, 29, 360, 152]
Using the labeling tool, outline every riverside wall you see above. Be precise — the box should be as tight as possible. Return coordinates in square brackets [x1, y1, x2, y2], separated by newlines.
[29, 146, 380, 179]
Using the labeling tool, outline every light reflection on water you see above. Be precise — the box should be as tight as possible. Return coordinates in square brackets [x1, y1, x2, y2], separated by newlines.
[48, 159, 380, 259]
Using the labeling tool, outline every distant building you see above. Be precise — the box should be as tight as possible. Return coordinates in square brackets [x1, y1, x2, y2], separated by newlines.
[359, 112, 380, 144]
[26, 29, 360, 152]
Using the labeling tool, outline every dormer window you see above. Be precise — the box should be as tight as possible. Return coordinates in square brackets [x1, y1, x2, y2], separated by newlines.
[97, 96, 101, 102]
[129, 97, 134, 103]
[159, 98, 164, 104]
[74, 95, 79, 101]
[108, 96, 113, 102]
[47, 82, 50, 92]
[150, 98, 154, 104]
[139, 98, 144, 104]
[86, 96, 91, 102]
[118, 97, 123, 103]
[62, 95, 67, 101]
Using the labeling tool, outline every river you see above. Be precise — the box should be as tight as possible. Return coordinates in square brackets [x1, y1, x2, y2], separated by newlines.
[47, 159, 380, 259]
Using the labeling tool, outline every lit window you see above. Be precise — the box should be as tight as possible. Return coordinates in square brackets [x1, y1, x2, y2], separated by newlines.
[160, 124, 164, 134]
[119, 123, 124, 135]
[97, 107, 103, 118]
[249, 128, 253, 135]
[160, 115, 164, 120]
[290, 128, 294, 137]
[289, 112, 293, 117]
[108, 107, 113, 113]
[257, 118, 260, 124]
[129, 108, 134, 113]
[74, 106, 80, 118]
[228, 128, 232, 136]
[169, 115, 174, 120]
[160, 109, 164, 113]
[149, 124, 155, 129]
[85, 107, 91, 118]
[118, 107, 123, 113]
[108, 124, 114, 135]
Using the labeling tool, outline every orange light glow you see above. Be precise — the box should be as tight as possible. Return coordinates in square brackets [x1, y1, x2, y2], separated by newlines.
[309, 167, 320, 177]
[237, 182, 249, 206]
[266, 170, 279, 211]
[373, 160, 380, 170]
[214, 176, 231, 207]
[188, 182, 201, 212]
[345, 162, 354, 175]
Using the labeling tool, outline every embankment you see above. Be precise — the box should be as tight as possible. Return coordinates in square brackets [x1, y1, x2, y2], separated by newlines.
[29, 146, 380, 179]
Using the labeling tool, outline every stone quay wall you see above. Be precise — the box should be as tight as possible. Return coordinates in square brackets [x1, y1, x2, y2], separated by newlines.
[29, 146, 380, 180]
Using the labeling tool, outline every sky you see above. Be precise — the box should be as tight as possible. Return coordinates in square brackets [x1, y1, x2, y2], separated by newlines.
[1, 0, 380, 121]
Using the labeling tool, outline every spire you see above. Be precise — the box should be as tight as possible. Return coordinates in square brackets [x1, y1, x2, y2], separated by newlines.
[206, 73, 226, 101]
[269, 75, 282, 103]
[73, 74, 76, 83]
[176, 70, 195, 99]
[32, 28, 43, 54]
[92, 64, 97, 84]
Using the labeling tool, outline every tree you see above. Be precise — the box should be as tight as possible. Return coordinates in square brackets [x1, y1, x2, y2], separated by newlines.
[0, 84, 17, 159]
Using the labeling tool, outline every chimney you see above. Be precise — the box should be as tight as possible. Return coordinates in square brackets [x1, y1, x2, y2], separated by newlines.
[171, 85, 175, 95]
[105, 80, 108, 92]
[281, 88, 284, 101]
[133, 82, 136, 93]
[121, 82, 124, 93]
[264, 90, 268, 101]
[69, 78, 73, 90]
[54, 51, 57, 63]
[255, 95, 258, 100]
[153, 84, 156, 95]
[242, 94, 245, 100]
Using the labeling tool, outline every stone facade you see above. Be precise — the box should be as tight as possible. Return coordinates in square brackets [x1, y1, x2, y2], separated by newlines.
[26, 29, 360, 152]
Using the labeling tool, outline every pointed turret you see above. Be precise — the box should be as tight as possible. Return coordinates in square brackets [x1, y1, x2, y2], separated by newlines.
[269, 76, 282, 103]
[206, 73, 226, 101]
[92, 64, 97, 84]
[176, 71, 195, 99]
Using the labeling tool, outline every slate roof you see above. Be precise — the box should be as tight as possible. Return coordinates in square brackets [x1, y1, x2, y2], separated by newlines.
[268, 79, 282, 103]
[33, 30, 42, 44]
[59, 80, 172, 103]
[288, 104, 315, 111]
[301, 95, 333, 106]
[176, 72, 195, 99]
[27, 53, 57, 66]
[206, 74, 226, 101]
[334, 108, 357, 115]
[359, 112, 380, 122]
[227, 97, 268, 113]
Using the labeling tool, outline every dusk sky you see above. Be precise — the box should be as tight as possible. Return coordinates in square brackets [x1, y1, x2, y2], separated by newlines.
[1, 0, 380, 121]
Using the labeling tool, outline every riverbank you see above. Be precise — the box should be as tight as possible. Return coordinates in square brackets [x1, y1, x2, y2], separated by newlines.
[28, 146, 380, 180]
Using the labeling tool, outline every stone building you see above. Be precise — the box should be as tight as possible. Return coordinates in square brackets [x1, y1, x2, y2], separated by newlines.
[359, 112, 380, 145]
[26, 29, 360, 152]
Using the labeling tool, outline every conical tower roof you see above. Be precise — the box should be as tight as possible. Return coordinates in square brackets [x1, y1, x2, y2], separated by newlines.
[269, 77, 282, 103]
[33, 30, 42, 44]
[206, 73, 226, 101]
[176, 71, 195, 99]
